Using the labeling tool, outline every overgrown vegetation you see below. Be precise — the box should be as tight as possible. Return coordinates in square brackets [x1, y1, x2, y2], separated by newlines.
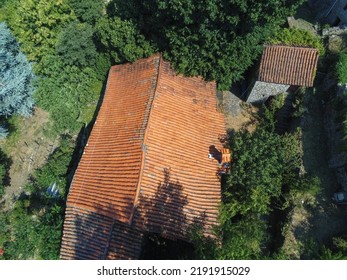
[193, 96, 321, 259]
[271, 28, 325, 55]
[0, 136, 74, 259]
[107, 0, 304, 89]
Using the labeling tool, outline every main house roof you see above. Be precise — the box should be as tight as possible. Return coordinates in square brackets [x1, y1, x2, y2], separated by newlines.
[258, 45, 319, 87]
[60, 54, 226, 259]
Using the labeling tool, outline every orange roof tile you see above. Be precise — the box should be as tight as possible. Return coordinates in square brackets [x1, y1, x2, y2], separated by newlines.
[60, 206, 143, 260]
[258, 45, 319, 87]
[61, 54, 226, 259]
[66, 56, 160, 223]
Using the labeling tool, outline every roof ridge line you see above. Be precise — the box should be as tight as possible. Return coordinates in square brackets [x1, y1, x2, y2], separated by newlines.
[128, 53, 163, 225]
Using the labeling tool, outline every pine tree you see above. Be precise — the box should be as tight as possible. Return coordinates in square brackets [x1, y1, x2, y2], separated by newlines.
[0, 22, 35, 122]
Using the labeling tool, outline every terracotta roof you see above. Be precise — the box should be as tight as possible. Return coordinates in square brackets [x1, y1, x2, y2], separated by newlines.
[66, 56, 160, 223]
[258, 45, 319, 87]
[60, 206, 143, 260]
[61, 54, 226, 259]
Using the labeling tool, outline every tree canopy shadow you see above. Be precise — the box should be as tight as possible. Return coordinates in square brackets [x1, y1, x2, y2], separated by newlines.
[62, 168, 210, 259]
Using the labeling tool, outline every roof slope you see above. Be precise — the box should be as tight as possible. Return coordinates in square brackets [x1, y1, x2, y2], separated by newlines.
[258, 45, 319, 87]
[61, 206, 143, 260]
[66, 56, 160, 223]
[61, 54, 226, 259]
[133, 59, 225, 239]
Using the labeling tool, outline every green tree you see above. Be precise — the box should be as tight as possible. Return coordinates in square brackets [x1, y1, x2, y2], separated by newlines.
[95, 16, 155, 64]
[56, 21, 97, 67]
[108, 0, 303, 89]
[194, 95, 320, 259]
[68, 0, 103, 25]
[10, 0, 75, 71]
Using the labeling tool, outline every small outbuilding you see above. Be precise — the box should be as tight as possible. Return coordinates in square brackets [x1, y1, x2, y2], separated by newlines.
[247, 45, 319, 104]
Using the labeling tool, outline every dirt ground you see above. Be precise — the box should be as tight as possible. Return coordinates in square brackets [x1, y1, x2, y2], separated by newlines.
[0, 107, 59, 211]
[217, 90, 258, 132]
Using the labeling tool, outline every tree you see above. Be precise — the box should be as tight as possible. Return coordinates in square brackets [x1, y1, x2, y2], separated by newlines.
[108, 0, 303, 89]
[0, 22, 35, 120]
[193, 95, 320, 259]
[10, 0, 75, 71]
[56, 21, 97, 67]
[68, 0, 103, 25]
[95, 16, 155, 64]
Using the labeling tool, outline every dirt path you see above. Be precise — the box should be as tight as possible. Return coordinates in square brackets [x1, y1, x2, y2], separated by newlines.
[0, 108, 59, 211]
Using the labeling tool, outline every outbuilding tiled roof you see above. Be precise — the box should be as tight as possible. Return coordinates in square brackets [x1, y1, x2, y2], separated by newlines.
[60, 54, 226, 259]
[258, 45, 319, 87]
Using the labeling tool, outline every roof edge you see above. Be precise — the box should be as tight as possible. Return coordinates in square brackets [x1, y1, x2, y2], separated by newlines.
[67, 68, 113, 210]
[128, 53, 163, 224]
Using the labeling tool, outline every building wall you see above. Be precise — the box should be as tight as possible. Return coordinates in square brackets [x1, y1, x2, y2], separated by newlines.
[247, 81, 289, 104]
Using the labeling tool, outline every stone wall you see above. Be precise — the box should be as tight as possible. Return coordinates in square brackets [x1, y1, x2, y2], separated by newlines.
[246, 81, 289, 104]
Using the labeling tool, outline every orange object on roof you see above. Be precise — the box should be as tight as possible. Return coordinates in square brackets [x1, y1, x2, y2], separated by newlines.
[259, 45, 319, 87]
[221, 148, 231, 164]
[60, 54, 226, 259]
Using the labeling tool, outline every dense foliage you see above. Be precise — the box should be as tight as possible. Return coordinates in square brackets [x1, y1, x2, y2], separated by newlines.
[9, 0, 75, 72]
[67, 0, 103, 25]
[271, 28, 325, 55]
[193, 96, 320, 259]
[56, 21, 97, 68]
[95, 16, 155, 64]
[108, 0, 304, 89]
[0, 22, 35, 136]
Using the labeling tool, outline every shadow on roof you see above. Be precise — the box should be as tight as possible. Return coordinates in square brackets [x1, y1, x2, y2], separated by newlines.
[61, 168, 209, 259]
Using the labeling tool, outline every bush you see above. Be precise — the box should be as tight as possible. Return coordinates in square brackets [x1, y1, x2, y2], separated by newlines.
[68, 0, 103, 25]
[35, 64, 102, 133]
